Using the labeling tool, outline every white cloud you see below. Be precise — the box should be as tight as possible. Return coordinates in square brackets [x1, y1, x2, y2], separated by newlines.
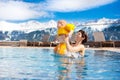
[0, 0, 116, 21]
[0, 1, 51, 21]
[45, 0, 116, 12]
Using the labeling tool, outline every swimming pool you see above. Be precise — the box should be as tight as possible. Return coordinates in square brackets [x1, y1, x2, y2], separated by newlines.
[0, 47, 120, 80]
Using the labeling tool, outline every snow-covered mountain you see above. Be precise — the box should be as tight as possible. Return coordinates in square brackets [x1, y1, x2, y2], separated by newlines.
[0, 20, 57, 33]
[0, 18, 120, 41]
[74, 18, 120, 40]
[75, 18, 119, 31]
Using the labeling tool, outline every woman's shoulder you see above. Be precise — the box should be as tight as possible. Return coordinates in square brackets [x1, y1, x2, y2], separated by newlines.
[78, 44, 85, 51]
[79, 44, 85, 48]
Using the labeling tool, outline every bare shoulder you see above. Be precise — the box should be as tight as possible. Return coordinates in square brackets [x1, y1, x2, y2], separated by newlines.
[79, 44, 85, 48]
[79, 44, 85, 57]
[78, 44, 85, 52]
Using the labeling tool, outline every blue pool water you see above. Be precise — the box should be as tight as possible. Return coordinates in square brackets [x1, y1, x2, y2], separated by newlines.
[0, 48, 120, 80]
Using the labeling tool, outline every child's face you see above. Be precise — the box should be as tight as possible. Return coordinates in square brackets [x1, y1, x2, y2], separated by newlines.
[57, 20, 66, 28]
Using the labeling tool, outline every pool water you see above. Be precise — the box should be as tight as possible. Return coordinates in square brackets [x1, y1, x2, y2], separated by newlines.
[0, 48, 120, 80]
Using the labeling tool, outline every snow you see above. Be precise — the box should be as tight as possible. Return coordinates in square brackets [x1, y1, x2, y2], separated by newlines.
[0, 18, 119, 32]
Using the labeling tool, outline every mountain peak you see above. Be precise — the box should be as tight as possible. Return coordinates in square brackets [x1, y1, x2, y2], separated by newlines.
[0, 18, 119, 32]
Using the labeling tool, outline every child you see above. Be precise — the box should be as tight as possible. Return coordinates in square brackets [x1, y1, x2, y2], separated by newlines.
[54, 20, 75, 55]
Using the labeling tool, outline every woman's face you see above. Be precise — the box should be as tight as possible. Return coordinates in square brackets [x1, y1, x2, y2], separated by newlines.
[75, 32, 83, 42]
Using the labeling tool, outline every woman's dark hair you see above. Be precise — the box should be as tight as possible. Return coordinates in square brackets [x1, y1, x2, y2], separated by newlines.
[78, 30, 88, 44]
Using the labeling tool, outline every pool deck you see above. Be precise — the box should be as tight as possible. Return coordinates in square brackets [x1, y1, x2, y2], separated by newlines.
[86, 47, 120, 53]
[0, 46, 120, 53]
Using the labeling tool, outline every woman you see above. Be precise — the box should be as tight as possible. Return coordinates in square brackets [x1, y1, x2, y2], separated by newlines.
[65, 30, 88, 58]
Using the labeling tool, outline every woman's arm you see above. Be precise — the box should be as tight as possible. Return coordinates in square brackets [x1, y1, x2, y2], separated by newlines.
[65, 36, 83, 52]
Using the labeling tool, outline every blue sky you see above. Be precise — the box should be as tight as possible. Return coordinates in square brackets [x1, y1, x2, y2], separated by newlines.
[0, 0, 119, 22]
